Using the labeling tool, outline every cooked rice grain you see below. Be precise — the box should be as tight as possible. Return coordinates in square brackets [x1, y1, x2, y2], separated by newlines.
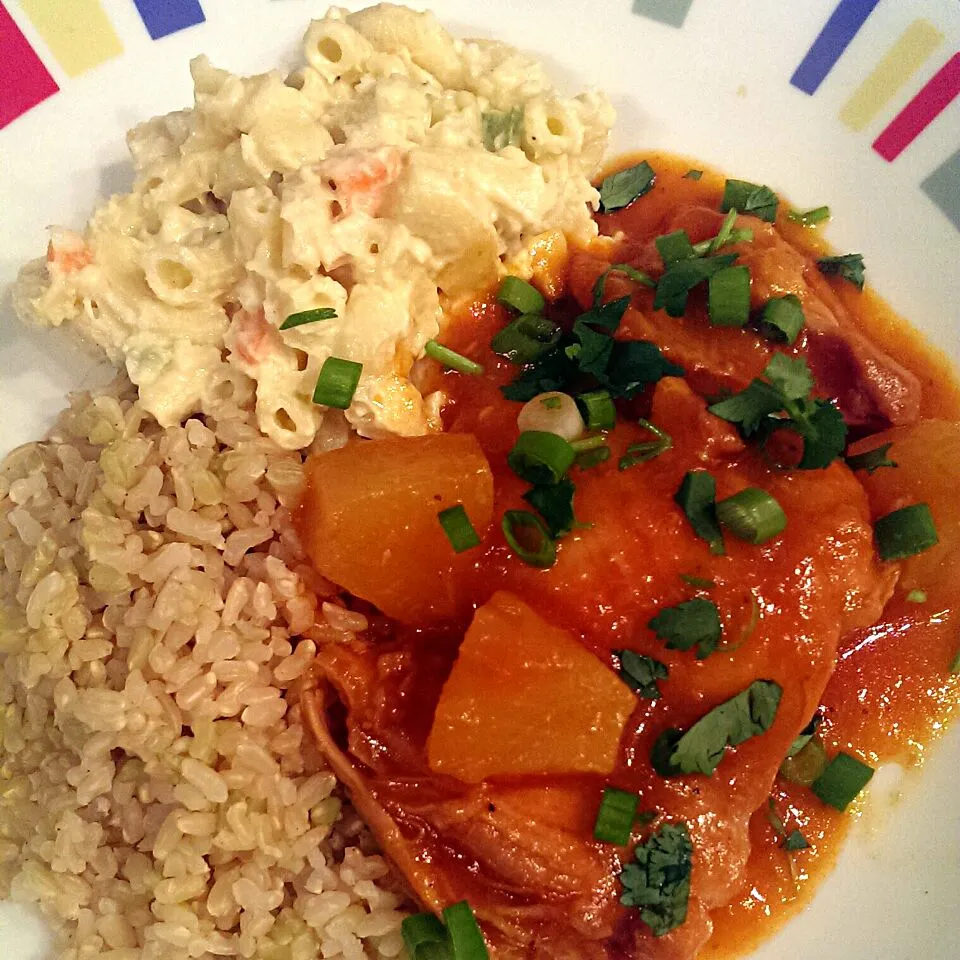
[0, 379, 408, 959]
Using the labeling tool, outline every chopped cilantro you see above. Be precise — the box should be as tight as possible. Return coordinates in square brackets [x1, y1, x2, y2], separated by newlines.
[617, 650, 669, 700]
[680, 574, 716, 589]
[684, 169, 703, 180]
[721, 179, 779, 222]
[481, 107, 524, 151]
[708, 353, 848, 469]
[784, 829, 810, 851]
[656, 230, 696, 266]
[788, 206, 831, 226]
[654, 253, 739, 318]
[845, 442, 897, 474]
[593, 263, 655, 304]
[619, 822, 692, 937]
[652, 680, 783, 776]
[816, 253, 865, 290]
[675, 470, 725, 555]
[619, 419, 673, 469]
[604, 341, 684, 397]
[599, 161, 656, 212]
[648, 598, 722, 660]
[523, 477, 577, 538]
[786, 713, 821, 758]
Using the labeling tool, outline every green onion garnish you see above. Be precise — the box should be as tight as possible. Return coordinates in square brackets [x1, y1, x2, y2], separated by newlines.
[707, 265, 751, 327]
[619, 419, 672, 470]
[507, 431, 576, 485]
[844, 442, 897, 474]
[576, 445, 611, 469]
[758, 294, 805, 344]
[438, 505, 481, 554]
[425, 340, 484, 376]
[788, 206, 831, 226]
[874, 503, 938, 561]
[401, 912, 449, 959]
[683, 169, 703, 180]
[816, 253, 865, 290]
[570, 434, 607, 455]
[491, 314, 561, 364]
[655, 230, 696, 266]
[593, 787, 640, 845]
[598, 160, 656, 213]
[811, 752, 874, 811]
[279, 307, 337, 330]
[707, 209, 738, 255]
[779, 736, 828, 786]
[497, 276, 545, 315]
[721, 179, 779, 222]
[675, 471, 725, 555]
[716, 488, 786, 544]
[576, 390, 616, 431]
[949, 645, 960, 675]
[443, 901, 489, 960]
[502, 510, 557, 568]
[654, 253, 738, 318]
[312, 357, 362, 409]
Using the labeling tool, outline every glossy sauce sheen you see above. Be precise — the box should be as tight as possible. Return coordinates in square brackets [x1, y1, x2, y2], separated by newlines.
[435, 153, 960, 954]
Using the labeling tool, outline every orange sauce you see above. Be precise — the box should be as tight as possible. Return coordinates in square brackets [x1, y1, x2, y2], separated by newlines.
[593, 153, 960, 956]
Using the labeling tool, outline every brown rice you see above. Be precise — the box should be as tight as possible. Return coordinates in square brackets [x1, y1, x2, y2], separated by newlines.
[0, 376, 408, 959]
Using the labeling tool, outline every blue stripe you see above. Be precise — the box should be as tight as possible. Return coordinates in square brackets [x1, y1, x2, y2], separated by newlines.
[132, 0, 205, 41]
[632, 0, 695, 29]
[921, 148, 960, 232]
[791, 0, 882, 95]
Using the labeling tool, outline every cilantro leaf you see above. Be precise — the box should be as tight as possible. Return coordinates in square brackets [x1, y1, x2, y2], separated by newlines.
[845, 442, 898, 474]
[707, 380, 785, 435]
[599, 161, 656, 212]
[619, 822, 692, 937]
[481, 107, 524, 151]
[579, 294, 632, 332]
[786, 713, 821, 758]
[573, 323, 616, 377]
[617, 650, 669, 700]
[684, 169, 703, 180]
[764, 352, 814, 400]
[648, 598, 721, 660]
[603, 341, 684, 397]
[784, 829, 809, 851]
[796, 399, 847, 469]
[721, 179, 779, 222]
[652, 680, 783, 776]
[501, 343, 578, 401]
[653, 254, 739, 318]
[816, 253, 865, 290]
[523, 477, 577, 538]
[675, 470, 725, 555]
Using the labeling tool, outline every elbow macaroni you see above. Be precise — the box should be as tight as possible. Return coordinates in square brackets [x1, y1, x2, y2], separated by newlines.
[14, 3, 615, 450]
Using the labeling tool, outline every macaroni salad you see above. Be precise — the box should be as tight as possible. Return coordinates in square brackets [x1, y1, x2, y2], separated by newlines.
[14, 3, 614, 449]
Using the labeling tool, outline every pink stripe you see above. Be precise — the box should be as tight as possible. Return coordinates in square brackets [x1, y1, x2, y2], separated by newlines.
[873, 52, 960, 161]
[0, 3, 59, 130]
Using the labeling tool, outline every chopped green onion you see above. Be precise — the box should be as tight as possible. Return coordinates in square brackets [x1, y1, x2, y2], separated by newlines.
[674, 471, 725, 556]
[576, 445, 611, 469]
[425, 340, 484, 376]
[684, 169, 703, 180]
[507, 431, 575, 485]
[906, 589, 927, 603]
[401, 913, 449, 959]
[497, 276, 545, 315]
[949, 645, 960, 675]
[609, 263, 656, 288]
[816, 253, 865, 290]
[599, 160, 656, 212]
[570, 433, 607, 454]
[786, 713, 821, 758]
[680, 574, 716, 589]
[716, 488, 786, 544]
[788, 206, 831, 226]
[655, 230, 696, 266]
[491, 315, 561, 364]
[721, 179, 779, 222]
[691, 228, 754, 257]
[482, 107, 523, 152]
[779, 736, 828, 786]
[438, 505, 481, 554]
[312, 357, 362, 409]
[874, 503, 938, 561]
[654, 253, 739, 318]
[279, 307, 337, 330]
[708, 209, 738, 255]
[540, 395, 562, 410]
[593, 787, 640, 845]
[844, 442, 897, 474]
[443, 901, 489, 960]
[811, 752, 874, 811]
[619, 419, 672, 470]
[576, 390, 616, 431]
[707, 265, 751, 327]
[784, 829, 809, 851]
[502, 510, 556, 568]
[758, 294, 805, 344]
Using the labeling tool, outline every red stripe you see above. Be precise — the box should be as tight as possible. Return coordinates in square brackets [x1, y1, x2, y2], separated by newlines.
[873, 52, 960, 161]
[0, 3, 59, 130]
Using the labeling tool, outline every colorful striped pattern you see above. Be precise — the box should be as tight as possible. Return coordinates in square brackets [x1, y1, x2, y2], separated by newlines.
[0, 4, 58, 129]
[20, 0, 123, 78]
[873, 53, 960, 161]
[791, 0, 881, 95]
[133, 0, 206, 41]
[840, 20, 944, 132]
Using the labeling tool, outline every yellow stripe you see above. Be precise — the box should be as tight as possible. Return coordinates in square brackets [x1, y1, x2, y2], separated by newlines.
[20, 0, 123, 78]
[840, 19, 944, 132]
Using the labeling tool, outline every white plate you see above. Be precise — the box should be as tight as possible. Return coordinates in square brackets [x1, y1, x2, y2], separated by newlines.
[1, 1, 958, 957]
